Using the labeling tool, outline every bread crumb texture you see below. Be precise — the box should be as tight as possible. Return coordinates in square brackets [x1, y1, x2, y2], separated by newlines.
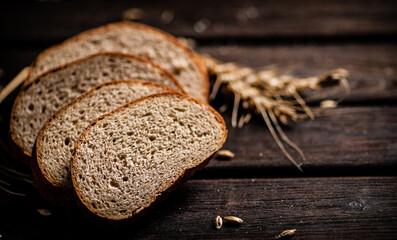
[38, 81, 166, 189]
[73, 94, 225, 220]
[12, 54, 179, 156]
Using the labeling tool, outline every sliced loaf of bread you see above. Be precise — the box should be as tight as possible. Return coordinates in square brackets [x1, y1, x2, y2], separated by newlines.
[10, 52, 183, 162]
[33, 80, 172, 206]
[27, 22, 208, 102]
[72, 92, 226, 222]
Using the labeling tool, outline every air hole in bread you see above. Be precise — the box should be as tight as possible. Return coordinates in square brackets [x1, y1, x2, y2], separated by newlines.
[41, 106, 46, 113]
[110, 179, 120, 188]
[174, 107, 186, 112]
[118, 153, 127, 160]
[89, 39, 101, 45]
[122, 176, 128, 181]
[64, 137, 70, 146]
[28, 103, 34, 111]
[148, 135, 156, 141]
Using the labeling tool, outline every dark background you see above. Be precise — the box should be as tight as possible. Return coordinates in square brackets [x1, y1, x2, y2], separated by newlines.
[0, 1, 397, 239]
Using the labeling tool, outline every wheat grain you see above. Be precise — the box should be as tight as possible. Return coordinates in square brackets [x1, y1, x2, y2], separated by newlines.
[215, 215, 223, 230]
[217, 150, 235, 159]
[276, 229, 296, 239]
[224, 216, 243, 224]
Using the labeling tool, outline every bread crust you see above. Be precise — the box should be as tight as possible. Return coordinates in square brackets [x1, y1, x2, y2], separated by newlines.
[27, 21, 209, 101]
[33, 80, 176, 207]
[10, 52, 185, 165]
[71, 92, 226, 223]
[31, 140, 76, 207]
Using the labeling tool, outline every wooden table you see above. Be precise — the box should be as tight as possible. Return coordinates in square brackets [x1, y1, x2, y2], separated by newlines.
[0, 1, 396, 239]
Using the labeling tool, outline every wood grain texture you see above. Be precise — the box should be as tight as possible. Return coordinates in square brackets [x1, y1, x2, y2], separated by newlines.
[1, 0, 396, 43]
[1, 177, 396, 239]
[201, 106, 397, 177]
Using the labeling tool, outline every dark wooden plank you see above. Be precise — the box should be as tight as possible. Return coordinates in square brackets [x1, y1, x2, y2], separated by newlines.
[198, 43, 397, 103]
[1, 0, 396, 43]
[201, 106, 397, 176]
[1, 177, 396, 239]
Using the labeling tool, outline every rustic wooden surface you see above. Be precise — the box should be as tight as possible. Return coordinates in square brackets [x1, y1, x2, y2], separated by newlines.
[1, 177, 396, 239]
[0, 1, 396, 239]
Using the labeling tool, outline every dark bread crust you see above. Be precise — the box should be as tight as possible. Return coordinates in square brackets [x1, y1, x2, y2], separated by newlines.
[10, 52, 185, 165]
[33, 80, 176, 207]
[31, 140, 76, 207]
[8, 128, 32, 166]
[27, 21, 209, 101]
[71, 92, 227, 224]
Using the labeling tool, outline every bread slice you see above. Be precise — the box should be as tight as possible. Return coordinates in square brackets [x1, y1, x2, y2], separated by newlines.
[27, 21, 208, 102]
[71, 92, 226, 222]
[32, 80, 172, 206]
[10, 52, 184, 163]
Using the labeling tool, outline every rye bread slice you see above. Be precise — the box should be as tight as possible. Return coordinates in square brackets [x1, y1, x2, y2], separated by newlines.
[27, 21, 208, 102]
[10, 52, 183, 164]
[32, 80, 173, 206]
[72, 92, 226, 223]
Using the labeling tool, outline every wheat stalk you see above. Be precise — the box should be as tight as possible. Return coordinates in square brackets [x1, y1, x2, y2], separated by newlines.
[201, 54, 350, 171]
